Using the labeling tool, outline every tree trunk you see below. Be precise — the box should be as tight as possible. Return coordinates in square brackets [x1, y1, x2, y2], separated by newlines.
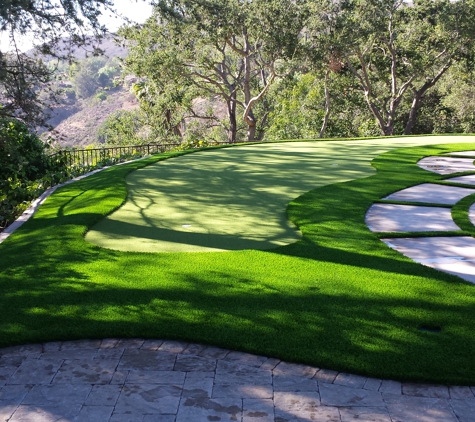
[227, 93, 237, 142]
[319, 70, 331, 138]
[403, 92, 422, 135]
[246, 108, 257, 141]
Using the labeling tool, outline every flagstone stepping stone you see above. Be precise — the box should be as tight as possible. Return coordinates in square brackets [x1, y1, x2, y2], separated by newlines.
[365, 204, 459, 232]
[381, 237, 475, 283]
[445, 174, 475, 185]
[417, 156, 475, 174]
[383, 183, 475, 205]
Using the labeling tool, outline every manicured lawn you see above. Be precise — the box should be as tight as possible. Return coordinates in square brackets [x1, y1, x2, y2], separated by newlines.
[1, 135, 475, 385]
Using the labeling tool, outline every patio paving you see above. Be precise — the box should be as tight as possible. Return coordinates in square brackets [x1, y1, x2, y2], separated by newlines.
[1, 339, 473, 422]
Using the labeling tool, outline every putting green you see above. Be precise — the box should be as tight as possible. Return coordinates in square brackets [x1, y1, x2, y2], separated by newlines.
[86, 136, 471, 252]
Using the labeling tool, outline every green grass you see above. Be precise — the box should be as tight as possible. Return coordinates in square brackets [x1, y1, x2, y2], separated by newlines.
[2, 136, 475, 384]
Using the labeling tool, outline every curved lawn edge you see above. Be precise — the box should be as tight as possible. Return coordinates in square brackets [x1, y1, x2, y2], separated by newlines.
[3, 137, 475, 385]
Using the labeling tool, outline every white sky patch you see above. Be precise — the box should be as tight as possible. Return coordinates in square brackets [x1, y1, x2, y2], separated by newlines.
[0, 0, 153, 53]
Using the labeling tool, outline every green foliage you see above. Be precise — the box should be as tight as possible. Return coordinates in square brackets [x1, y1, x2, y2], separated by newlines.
[97, 110, 146, 145]
[0, 118, 65, 228]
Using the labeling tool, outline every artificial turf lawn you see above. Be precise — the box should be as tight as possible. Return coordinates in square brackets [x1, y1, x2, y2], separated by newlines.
[2, 135, 475, 384]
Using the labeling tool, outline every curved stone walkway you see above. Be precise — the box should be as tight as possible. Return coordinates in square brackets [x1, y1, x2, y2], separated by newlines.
[366, 151, 475, 283]
[1, 339, 475, 422]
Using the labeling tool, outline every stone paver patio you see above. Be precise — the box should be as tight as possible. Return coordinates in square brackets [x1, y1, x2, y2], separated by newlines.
[1, 339, 474, 422]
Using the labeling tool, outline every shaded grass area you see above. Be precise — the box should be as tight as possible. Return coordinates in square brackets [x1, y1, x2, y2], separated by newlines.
[2, 138, 475, 384]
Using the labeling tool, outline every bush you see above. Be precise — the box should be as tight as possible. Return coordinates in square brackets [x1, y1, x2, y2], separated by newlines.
[0, 118, 66, 229]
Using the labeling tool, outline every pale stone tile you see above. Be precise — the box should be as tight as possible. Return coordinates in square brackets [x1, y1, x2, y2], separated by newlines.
[223, 351, 269, 368]
[74, 405, 114, 422]
[364, 378, 382, 391]
[182, 343, 207, 356]
[41, 342, 63, 352]
[384, 393, 457, 422]
[125, 370, 185, 385]
[273, 362, 317, 378]
[319, 383, 384, 407]
[110, 412, 144, 422]
[334, 372, 367, 389]
[273, 375, 318, 392]
[243, 398, 274, 422]
[450, 398, 475, 422]
[274, 391, 320, 411]
[340, 406, 391, 422]
[275, 406, 340, 422]
[143, 415, 175, 421]
[0, 344, 42, 358]
[198, 346, 230, 360]
[116, 339, 145, 349]
[182, 376, 213, 398]
[60, 339, 101, 350]
[94, 348, 124, 360]
[52, 359, 117, 384]
[0, 357, 26, 368]
[213, 383, 273, 399]
[176, 397, 242, 422]
[0, 385, 31, 403]
[402, 383, 450, 399]
[141, 340, 164, 351]
[9, 404, 82, 422]
[110, 370, 128, 385]
[0, 365, 22, 388]
[118, 349, 176, 371]
[22, 384, 91, 406]
[115, 384, 181, 415]
[7, 359, 63, 385]
[174, 355, 216, 372]
[215, 361, 272, 385]
[85, 384, 122, 406]
[39, 350, 98, 360]
[313, 369, 338, 384]
[184, 371, 215, 379]
[449, 386, 475, 400]
[260, 358, 281, 372]
[0, 404, 17, 422]
[158, 341, 188, 354]
[379, 379, 401, 395]
[100, 339, 120, 349]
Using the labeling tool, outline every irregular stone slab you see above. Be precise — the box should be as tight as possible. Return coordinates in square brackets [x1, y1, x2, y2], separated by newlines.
[158, 340, 188, 354]
[0, 385, 31, 404]
[446, 174, 475, 185]
[379, 380, 402, 395]
[0, 365, 23, 387]
[115, 384, 181, 415]
[52, 359, 117, 384]
[381, 236, 475, 283]
[223, 351, 269, 368]
[313, 369, 338, 384]
[383, 183, 475, 205]
[59, 339, 102, 350]
[363, 378, 382, 391]
[339, 406, 391, 422]
[319, 383, 384, 407]
[182, 343, 207, 355]
[176, 397, 242, 422]
[418, 156, 475, 174]
[243, 398, 274, 422]
[0, 344, 42, 358]
[468, 202, 475, 227]
[384, 393, 458, 422]
[215, 361, 272, 385]
[366, 204, 459, 232]
[140, 339, 165, 351]
[198, 346, 230, 360]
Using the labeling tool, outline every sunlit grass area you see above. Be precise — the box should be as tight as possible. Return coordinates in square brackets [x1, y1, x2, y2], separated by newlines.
[2, 136, 475, 385]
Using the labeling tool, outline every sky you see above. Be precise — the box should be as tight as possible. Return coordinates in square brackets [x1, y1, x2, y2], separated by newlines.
[0, 0, 154, 52]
